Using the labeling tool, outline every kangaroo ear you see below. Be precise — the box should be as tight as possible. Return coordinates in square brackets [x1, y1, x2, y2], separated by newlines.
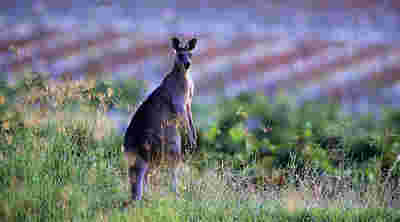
[186, 38, 197, 50]
[171, 37, 181, 50]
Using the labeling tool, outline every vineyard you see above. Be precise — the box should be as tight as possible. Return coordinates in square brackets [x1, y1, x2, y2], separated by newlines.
[1, 1, 400, 221]
[1, 0, 400, 109]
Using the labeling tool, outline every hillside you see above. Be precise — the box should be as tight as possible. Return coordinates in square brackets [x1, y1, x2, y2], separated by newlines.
[1, 1, 400, 113]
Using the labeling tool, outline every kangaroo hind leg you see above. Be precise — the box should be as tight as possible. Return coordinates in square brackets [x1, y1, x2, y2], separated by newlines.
[127, 153, 149, 201]
[167, 134, 183, 197]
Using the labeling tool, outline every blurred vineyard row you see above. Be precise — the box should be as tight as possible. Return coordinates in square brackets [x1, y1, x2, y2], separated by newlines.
[1, 5, 400, 112]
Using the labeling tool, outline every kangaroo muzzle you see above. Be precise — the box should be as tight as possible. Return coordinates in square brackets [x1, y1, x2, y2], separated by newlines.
[184, 62, 190, 69]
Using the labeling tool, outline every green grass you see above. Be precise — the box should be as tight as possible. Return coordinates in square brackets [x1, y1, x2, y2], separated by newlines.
[0, 120, 125, 221]
[1, 122, 400, 221]
[1, 75, 400, 221]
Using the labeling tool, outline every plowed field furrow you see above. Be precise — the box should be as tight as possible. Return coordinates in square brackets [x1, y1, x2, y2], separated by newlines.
[2, 13, 399, 109]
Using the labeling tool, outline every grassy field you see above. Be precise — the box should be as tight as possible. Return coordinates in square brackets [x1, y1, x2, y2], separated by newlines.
[1, 74, 400, 221]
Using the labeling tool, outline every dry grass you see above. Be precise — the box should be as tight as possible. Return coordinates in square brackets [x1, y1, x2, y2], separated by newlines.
[1, 76, 400, 221]
[119, 158, 398, 212]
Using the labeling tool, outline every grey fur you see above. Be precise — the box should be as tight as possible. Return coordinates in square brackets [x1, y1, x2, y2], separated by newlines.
[124, 37, 197, 201]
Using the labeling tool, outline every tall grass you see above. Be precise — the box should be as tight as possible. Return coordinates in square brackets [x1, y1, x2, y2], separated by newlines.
[1, 73, 400, 221]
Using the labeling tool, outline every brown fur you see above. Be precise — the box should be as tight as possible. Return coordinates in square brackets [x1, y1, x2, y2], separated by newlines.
[123, 37, 197, 201]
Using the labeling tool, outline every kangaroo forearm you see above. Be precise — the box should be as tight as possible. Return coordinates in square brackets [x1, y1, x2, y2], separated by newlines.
[188, 116, 196, 140]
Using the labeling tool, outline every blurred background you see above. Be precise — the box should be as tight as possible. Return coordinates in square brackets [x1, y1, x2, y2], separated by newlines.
[1, 0, 400, 127]
[2, 0, 400, 211]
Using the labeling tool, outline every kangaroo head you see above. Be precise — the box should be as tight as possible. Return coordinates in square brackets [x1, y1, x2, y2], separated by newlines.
[171, 37, 197, 71]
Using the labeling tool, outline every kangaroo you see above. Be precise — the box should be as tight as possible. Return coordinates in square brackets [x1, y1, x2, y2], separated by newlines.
[124, 37, 197, 201]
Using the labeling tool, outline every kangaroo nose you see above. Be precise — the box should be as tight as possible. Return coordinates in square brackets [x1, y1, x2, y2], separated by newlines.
[184, 62, 190, 69]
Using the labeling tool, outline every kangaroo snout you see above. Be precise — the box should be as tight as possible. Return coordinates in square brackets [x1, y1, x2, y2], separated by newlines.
[184, 62, 190, 69]
[176, 52, 192, 70]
